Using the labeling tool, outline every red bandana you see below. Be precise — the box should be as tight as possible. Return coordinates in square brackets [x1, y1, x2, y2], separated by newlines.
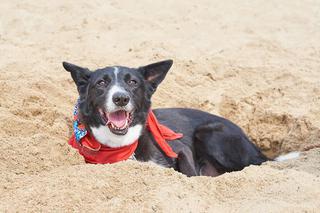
[68, 110, 183, 164]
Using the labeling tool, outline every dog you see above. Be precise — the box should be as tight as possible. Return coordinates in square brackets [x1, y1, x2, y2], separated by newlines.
[62, 59, 299, 177]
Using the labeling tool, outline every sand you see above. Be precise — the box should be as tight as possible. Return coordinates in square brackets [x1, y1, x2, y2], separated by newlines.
[0, 0, 320, 212]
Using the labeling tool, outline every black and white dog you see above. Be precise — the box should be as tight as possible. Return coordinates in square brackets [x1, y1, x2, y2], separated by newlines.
[63, 59, 297, 177]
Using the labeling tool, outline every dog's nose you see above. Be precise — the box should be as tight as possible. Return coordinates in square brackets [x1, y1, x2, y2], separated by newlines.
[112, 92, 130, 106]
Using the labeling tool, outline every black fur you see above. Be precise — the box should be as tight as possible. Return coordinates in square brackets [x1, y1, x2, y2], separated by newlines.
[63, 60, 268, 177]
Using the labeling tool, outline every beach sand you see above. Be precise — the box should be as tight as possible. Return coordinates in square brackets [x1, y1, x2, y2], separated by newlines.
[0, 0, 319, 212]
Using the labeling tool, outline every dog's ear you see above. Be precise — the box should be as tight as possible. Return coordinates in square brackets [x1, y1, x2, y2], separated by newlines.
[139, 59, 173, 93]
[62, 62, 91, 94]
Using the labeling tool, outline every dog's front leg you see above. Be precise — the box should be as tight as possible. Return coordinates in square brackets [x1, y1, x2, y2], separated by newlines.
[177, 147, 198, 177]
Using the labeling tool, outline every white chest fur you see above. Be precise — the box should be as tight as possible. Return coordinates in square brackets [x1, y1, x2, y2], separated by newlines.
[90, 124, 143, 148]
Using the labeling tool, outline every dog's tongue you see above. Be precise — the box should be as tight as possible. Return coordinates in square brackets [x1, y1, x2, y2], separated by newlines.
[108, 111, 127, 128]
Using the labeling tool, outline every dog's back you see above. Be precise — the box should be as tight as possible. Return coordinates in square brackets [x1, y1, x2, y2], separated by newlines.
[148, 108, 268, 176]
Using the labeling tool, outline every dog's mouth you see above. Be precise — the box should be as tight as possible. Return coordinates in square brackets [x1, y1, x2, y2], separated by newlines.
[99, 109, 133, 135]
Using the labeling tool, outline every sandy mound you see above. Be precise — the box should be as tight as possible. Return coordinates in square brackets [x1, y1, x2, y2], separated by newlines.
[1, 158, 320, 212]
[0, 0, 319, 212]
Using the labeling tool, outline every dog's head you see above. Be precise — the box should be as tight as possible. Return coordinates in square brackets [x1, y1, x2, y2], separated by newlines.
[63, 60, 172, 141]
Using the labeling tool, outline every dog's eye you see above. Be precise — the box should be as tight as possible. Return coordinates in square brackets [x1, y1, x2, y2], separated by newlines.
[97, 80, 106, 86]
[128, 79, 137, 85]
